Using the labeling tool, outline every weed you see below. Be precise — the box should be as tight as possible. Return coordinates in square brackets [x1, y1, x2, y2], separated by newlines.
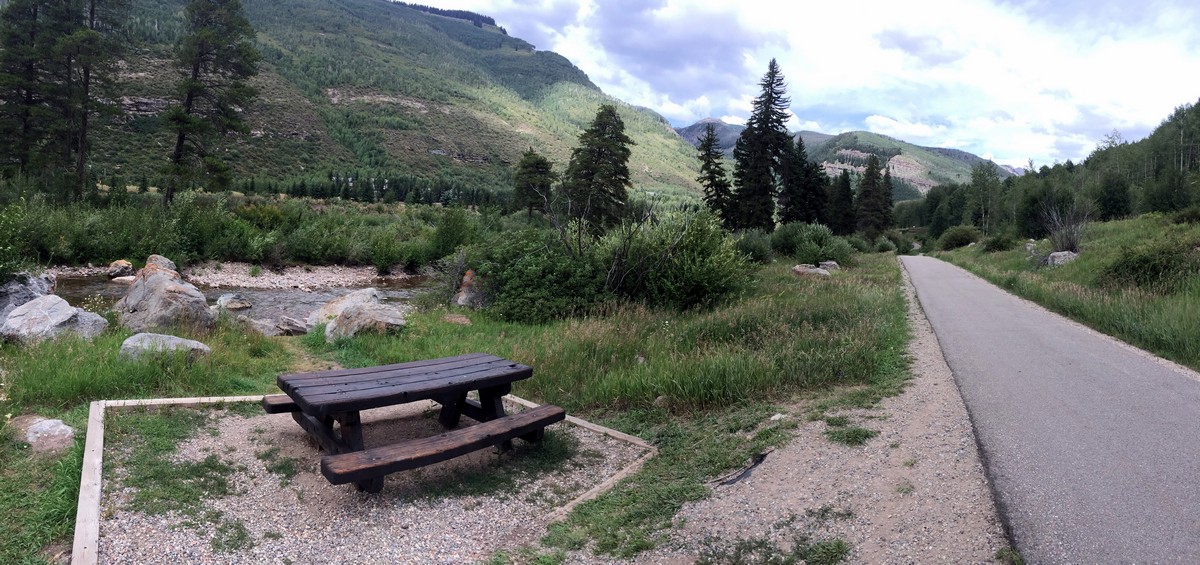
[264, 531, 283, 540]
[805, 505, 854, 523]
[256, 446, 302, 485]
[996, 546, 1025, 565]
[823, 416, 850, 427]
[698, 534, 851, 565]
[895, 480, 915, 495]
[903, 458, 917, 467]
[211, 519, 254, 553]
[249, 265, 263, 277]
[824, 427, 878, 446]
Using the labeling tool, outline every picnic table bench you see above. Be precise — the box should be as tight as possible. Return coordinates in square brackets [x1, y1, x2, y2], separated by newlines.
[262, 352, 565, 493]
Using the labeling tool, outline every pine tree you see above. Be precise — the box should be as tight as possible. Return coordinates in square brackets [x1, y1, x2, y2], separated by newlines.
[513, 147, 555, 218]
[827, 169, 856, 235]
[164, 0, 260, 205]
[733, 59, 791, 231]
[777, 136, 827, 225]
[881, 167, 896, 229]
[856, 155, 891, 237]
[695, 123, 733, 227]
[561, 104, 634, 227]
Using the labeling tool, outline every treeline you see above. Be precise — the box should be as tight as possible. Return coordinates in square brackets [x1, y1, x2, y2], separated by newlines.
[896, 98, 1200, 241]
[392, 2, 501, 31]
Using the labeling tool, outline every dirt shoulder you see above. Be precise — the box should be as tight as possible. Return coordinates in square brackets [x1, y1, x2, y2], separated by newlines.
[638, 259, 1007, 563]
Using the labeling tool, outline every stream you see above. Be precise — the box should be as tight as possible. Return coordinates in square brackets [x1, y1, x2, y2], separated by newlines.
[54, 275, 435, 323]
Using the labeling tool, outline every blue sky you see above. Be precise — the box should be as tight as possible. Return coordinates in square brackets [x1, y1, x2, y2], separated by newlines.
[426, 0, 1200, 168]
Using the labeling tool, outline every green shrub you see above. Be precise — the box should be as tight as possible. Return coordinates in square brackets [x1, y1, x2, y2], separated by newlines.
[1100, 236, 1200, 292]
[1173, 206, 1200, 224]
[982, 234, 1017, 252]
[881, 230, 914, 254]
[0, 200, 28, 279]
[770, 223, 850, 265]
[477, 230, 607, 324]
[845, 234, 871, 253]
[734, 230, 772, 264]
[938, 225, 982, 250]
[427, 207, 474, 262]
[874, 237, 897, 253]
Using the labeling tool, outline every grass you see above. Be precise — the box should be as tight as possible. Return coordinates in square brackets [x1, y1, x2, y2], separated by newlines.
[256, 446, 302, 486]
[697, 535, 852, 565]
[823, 426, 878, 446]
[940, 214, 1200, 371]
[302, 254, 911, 557]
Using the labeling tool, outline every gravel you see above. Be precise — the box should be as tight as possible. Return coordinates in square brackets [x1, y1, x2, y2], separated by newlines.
[97, 400, 648, 564]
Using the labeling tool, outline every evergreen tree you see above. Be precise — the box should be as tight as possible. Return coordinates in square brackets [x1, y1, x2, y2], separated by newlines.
[0, 0, 54, 174]
[732, 58, 791, 231]
[827, 169, 856, 235]
[513, 147, 555, 218]
[1095, 171, 1131, 220]
[777, 136, 827, 225]
[695, 123, 733, 227]
[881, 167, 896, 229]
[561, 104, 634, 227]
[856, 155, 891, 237]
[164, 0, 260, 205]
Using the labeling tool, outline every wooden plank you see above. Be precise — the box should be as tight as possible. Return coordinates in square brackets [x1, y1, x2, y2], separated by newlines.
[291, 411, 351, 455]
[71, 401, 106, 565]
[299, 366, 532, 416]
[283, 357, 528, 398]
[278, 353, 496, 385]
[321, 405, 566, 485]
[261, 394, 300, 414]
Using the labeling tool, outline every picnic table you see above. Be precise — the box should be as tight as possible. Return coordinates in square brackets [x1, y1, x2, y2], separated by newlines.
[262, 352, 564, 493]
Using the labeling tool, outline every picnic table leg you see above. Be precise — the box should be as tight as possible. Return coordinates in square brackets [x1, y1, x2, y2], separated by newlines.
[438, 392, 467, 429]
[478, 384, 514, 451]
[334, 411, 384, 493]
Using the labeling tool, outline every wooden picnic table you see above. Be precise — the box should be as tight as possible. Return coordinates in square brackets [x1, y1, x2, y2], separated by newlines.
[263, 352, 564, 493]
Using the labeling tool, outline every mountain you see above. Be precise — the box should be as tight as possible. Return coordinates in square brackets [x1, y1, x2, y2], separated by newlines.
[91, 0, 702, 201]
[674, 119, 1011, 197]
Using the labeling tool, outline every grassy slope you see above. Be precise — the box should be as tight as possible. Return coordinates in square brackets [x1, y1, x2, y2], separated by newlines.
[95, 0, 702, 200]
[940, 214, 1200, 370]
[811, 131, 1010, 187]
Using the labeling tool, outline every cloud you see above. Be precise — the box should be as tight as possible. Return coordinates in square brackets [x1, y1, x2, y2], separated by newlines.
[863, 115, 948, 142]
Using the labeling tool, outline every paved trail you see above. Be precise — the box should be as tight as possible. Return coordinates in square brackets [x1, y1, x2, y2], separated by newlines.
[901, 256, 1200, 564]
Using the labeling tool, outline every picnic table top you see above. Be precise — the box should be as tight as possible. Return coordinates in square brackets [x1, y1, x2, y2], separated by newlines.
[277, 352, 532, 417]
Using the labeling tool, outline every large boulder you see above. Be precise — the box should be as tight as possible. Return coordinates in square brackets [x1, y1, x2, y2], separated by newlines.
[119, 332, 211, 361]
[277, 316, 308, 336]
[306, 288, 381, 329]
[107, 260, 134, 278]
[114, 264, 214, 332]
[325, 303, 410, 343]
[1048, 251, 1079, 267]
[0, 295, 108, 344]
[0, 272, 55, 320]
[145, 254, 177, 272]
[8, 415, 75, 455]
[453, 269, 484, 308]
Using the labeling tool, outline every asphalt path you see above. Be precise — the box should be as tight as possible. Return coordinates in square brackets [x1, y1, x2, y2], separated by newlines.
[900, 255, 1200, 564]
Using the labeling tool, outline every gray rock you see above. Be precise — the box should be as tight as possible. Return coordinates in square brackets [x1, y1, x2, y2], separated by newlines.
[1048, 251, 1079, 267]
[114, 267, 214, 332]
[277, 316, 308, 336]
[0, 272, 55, 319]
[107, 260, 134, 278]
[216, 293, 252, 310]
[0, 295, 108, 344]
[9, 415, 75, 455]
[111, 276, 136, 284]
[454, 268, 484, 308]
[1025, 242, 1038, 254]
[119, 332, 211, 361]
[325, 303, 409, 343]
[250, 318, 283, 337]
[306, 288, 381, 329]
[791, 264, 832, 277]
[145, 254, 177, 272]
[818, 261, 841, 271]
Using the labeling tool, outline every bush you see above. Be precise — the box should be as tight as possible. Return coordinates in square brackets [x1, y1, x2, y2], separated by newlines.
[1099, 236, 1200, 292]
[845, 234, 872, 253]
[982, 234, 1017, 252]
[0, 200, 28, 279]
[1173, 206, 1200, 224]
[476, 230, 607, 324]
[734, 230, 772, 264]
[874, 237, 897, 253]
[770, 223, 851, 265]
[938, 225, 982, 250]
[881, 230, 914, 254]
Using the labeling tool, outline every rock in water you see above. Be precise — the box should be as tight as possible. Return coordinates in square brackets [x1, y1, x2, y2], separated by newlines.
[119, 333, 211, 361]
[114, 264, 214, 332]
[306, 288, 381, 329]
[145, 254, 177, 272]
[1047, 251, 1079, 267]
[217, 293, 253, 310]
[107, 260, 135, 278]
[9, 415, 75, 455]
[325, 303, 410, 343]
[0, 272, 55, 320]
[0, 295, 108, 344]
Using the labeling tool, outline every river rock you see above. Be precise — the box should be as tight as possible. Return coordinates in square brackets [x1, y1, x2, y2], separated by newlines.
[249, 318, 282, 337]
[114, 265, 214, 332]
[791, 264, 832, 277]
[9, 415, 75, 455]
[1, 272, 55, 320]
[453, 269, 484, 308]
[306, 288, 381, 329]
[1048, 251, 1078, 266]
[145, 254, 177, 272]
[112, 276, 136, 284]
[277, 316, 308, 336]
[107, 260, 134, 278]
[119, 333, 211, 361]
[325, 303, 410, 343]
[217, 293, 252, 310]
[818, 261, 841, 271]
[0, 295, 108, 344]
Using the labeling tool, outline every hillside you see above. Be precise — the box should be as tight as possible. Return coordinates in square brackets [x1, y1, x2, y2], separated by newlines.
[675, 119, 1011, 197]
[91, 0, 702, 201]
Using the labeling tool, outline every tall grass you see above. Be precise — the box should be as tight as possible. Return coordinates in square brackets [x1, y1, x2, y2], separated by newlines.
[942, 214, 1200, 369]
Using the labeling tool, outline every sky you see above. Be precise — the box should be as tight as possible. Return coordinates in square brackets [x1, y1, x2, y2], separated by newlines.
[424, 0, 1200, 168]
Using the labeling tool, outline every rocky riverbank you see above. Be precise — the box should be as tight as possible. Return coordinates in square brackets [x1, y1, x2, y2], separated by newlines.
[49, 262, 419, 291]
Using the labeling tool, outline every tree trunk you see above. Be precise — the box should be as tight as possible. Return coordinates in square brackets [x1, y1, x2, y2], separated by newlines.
[167, 59, 201, 206]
